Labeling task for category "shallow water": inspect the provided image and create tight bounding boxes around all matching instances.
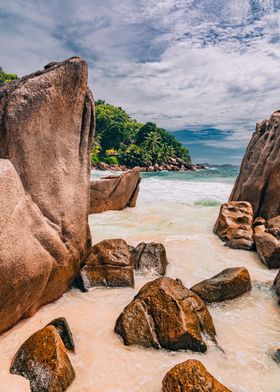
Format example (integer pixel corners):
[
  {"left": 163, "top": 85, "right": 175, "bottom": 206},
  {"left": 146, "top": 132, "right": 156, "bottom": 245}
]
[{"left": 0, "top": 171, "right": 280, "bottom": 392}]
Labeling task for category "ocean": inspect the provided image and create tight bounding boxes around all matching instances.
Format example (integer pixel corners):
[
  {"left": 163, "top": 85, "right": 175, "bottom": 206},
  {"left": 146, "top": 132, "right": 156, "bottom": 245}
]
[{"left": 0, "top": 167, "right": 279, "bottom": 392}]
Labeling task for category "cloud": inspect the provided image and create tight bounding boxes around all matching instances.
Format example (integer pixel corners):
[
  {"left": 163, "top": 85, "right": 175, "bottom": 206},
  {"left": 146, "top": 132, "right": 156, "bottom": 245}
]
[{"left": 0, "top": 0, "right": 280, "bottom": 162}]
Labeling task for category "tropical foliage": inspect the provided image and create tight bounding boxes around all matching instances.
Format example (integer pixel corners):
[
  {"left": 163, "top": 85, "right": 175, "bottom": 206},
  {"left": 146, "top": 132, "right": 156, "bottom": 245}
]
[
  {"left": 92, "top": 100, "right": 190, "bottom": 167},
  {"left": 0, "top": 67, "right": 18, "bottom": 84}
]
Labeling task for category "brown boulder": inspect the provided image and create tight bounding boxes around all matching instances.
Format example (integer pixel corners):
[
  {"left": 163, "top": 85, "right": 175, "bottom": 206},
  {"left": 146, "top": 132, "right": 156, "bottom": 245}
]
[
  {"left": 115, "top": 277, "right": 216, "bottom": 352},
  {"left": 89, "top": 168, "right": 141, "bottom": 213},
  {"left": 191, "top": 267, "right": 252, "bottom": 303},
  {"left": 132, "top": 242, "right": 168, "bottom": 275},
  {"left": 79, "top": 239, "right": 134, "bottom": 290},
  {"left": 10, "top": 325, "right": 75, "bottom": 392},
  {"left": 0, "top": 58, "right": 94, "bottom": 333},
  {"left": 162, "top": 359, "right": 231, "bottom": 392},
  {"left": 230, "top": 110, "right": 280, "bottom": 219},
  {"left": 267, "top": 216, "right": 280, "bottom": 239},
  {"left": 214, "top": 201, "right": 254, "bottom": 250},
  {"left": 47, "top": 317, "right": 75, "bottom": 352},
  {"left": 254, "top": 232, "right": 280, "bottom": 268}
]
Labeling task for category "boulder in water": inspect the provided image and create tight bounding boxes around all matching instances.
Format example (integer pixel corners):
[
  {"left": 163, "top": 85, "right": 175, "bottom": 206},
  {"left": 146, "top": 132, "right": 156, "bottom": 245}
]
[
  {"left": 191, "top": 267, "right": 252, "bottom": 302},
  {"left": 132, "top": 242, "right": 168, "bottom": 275},
  {"left": 162, "top": 359, "right": 232, "bottom": 392},
  {"left": 214, "top": 201, "right": 254, "bottom": 250},
  {"left": 78, "top": 239, "right": 134, "bottom": 290},
  {"left": 10, "top": 325, "right": 75, "bottom": 392},
  {"left": 254, "top": 232, "right": 280, "bottom": 268},
  {"left": 89, "top": 168, "right": 141, "bottom": 213},
  {"left": 273, "top": 270, "right": 280, "bottom": 302},
  {"left": 47, "top": 317, "right": 75, "bottom": 352},
  {"left": 115, "top": 277, "right": 216, "bottom": 352}
]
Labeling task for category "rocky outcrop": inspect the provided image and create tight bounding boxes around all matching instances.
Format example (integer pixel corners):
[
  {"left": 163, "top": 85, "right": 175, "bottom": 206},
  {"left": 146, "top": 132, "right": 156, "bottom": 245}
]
[
  {"left": 162, "top": 359, "right": 231, "bottom": 392},
  {"left": 191, "top": 267, "right": 252, "bottom": 302},
  {"left": 0, "top": 57, "right": 94, "bottom": 333},
  {"left": 214, "top": 201, "right": 254, "bottom": 250},
  {"left": 115, "top": 277, "right": 216, "bottom": 352},
  {"left": 131, "top": 242, "right": 168, "bottom": 275},
  {"left": 10, "top": 325, "right": 75, "bottom": 392},
  {"left": 230, "top": 110, "right": 280, "bottom": 219},
  {"left": 78, "top": 239, "right": 134, "bottom": 290},
  {"left": 89, "top": 168, "right": 141, "bottom": 213}
]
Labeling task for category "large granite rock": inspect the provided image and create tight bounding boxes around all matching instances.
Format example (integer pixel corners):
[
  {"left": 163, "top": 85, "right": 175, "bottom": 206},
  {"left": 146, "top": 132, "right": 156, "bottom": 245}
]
[
  {"left": 162, "top": 359, "right": 231, "bottom": 392},
  {"left": 10, "top": 325, "right": 75, "bottom": 392},
  {"left": 214, "top": 201, "right": 254, "bottom": 250},
  {"left": 191, "top": 267, "right": 252, "bottom": 302},
  {"left": 0, "top": 58, "right": 94, "bottom": 333},
  {"left": 115, "top": 277, "right": 216, "bottom": 352},
  {"left": 254, "top": 232, "right": 280, "bottom": 268},
  {"left": 89, "top": 168, "right": 141, "bottom": 213},
  {"left": 230, "top": 110, "right": 280, "bottom": 219},
  {"left": 132, "top": 242, "right": 168, "bottom": 275},
  {"left": 79, "top": 239, "right": 134, "bottom": 290}
]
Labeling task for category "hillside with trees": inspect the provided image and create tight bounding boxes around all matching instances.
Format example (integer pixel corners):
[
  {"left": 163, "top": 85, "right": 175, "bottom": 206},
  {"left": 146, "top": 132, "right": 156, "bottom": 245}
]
[
  {"left": 0, "top": 66, "right": 18, "bottom": 84},
  {"left": 91, "top": 100, "right": 191, "bottom": 169}
]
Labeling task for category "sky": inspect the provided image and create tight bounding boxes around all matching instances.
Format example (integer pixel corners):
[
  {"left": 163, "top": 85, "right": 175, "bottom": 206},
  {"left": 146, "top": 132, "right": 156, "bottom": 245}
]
[{"left": 1, "top": 0, "right": 280, "bottom": 164}]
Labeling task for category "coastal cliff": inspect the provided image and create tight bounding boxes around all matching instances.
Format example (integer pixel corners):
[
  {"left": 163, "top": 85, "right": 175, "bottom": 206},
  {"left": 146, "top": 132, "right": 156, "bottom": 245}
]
[{"left": 0, "top": 57, "right": 94, "bottom": 333}]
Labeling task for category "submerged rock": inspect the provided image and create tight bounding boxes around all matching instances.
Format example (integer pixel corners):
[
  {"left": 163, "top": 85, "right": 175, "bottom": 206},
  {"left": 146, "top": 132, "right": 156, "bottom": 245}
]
[
  {"left": 191, "top": 267, "right": 252, "bottom": 302},
  {"left": 162, "top": 359, "right": 232, "bottom": 392},
  {"left": 0, "top": 57, "right": 94, "bottom": 333},
  {"left": 115, "top": 277, "right": 216, "bottom": 352},
  {"left": 47, "top": 317, "right": 75, "bottom": 352},
  {"left": 89, "top": 168, "right": 141, "bottom": 213},
  {"left": 230, "top": 110, "right": 280, "bottom": 219},
  {"left": 214, "top": 201, "right": 254, "bottom": 250},
  {"left": 10, "top": 325, "right": 75, "bottom": 392},
  {"left": 132, "top": 242, "right": 168, "bottom": 275},
  {"left": 79, "top": 239, "right": 134, "bottom": 290}
]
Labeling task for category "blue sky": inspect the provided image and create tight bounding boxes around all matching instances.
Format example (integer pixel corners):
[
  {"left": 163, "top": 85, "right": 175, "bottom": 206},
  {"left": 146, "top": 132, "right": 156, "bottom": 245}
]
[{"left": 1, "top": 0, "right": 280, "bottom": 164}]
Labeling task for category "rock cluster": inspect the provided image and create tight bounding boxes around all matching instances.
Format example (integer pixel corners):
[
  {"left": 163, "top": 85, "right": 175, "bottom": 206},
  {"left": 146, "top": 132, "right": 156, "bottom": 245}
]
[
  {"left": 89, "top": 168, "right": 141, "bottom": 213},
  {"left": 115, "top": 277, "right": 216, "bottom": 352},
  {"left": 191, "top": 267, "right": 252, "bottom": 303},
  {"left": 0, "top": 57, "right": 94, "bottom": 333},
  {"left": 10, "top": 318, "right": 75, "bottom": 392},
  {"left": 162, "top": 359, "right": 232, "bottom": 392},
  {"left": 78, "top": 239, "right": 135, "bottom": 290},
  {"left": 230, "top": 110, "right": 280, "bottom": 219}
]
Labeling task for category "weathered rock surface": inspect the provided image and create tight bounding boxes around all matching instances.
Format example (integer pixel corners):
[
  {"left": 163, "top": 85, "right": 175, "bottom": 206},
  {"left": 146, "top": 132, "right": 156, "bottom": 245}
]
[
  {"left": 0, "top": 57, "right": 94, "bottom": 333},
  {"left": 162, "top": 359, "right": 231, "bottom": 392},
  {"left": 267, "top": 216, "right": 280, "bottom": 239},
  {"left": 254, "top": 232, "right": 280, "bottom": 268},
  {"left": 132, "top": 242, "right": 168, "bottom": 275},
  {"left": 115, "top": 277, "right": 216, "bottom": 352},
  {"left": 230, "top": 110, "right": 280, "bottom": 219},
  {"left": 10, "top": 325, "right": 75, "bottom": 392},
  {"left": 79, "top": 239, "right": 134, "bottom": 289},
  {"left": 89, "top": 168, "right": 141, "bottom": 213},
  {"left": 47, "top": 317, "right": 75, "bottom": 352},
  {"left": 214, "top": 201, "right": 254, "bottom": 250},
  {"left": 273, "top": 270, "right": 280, "bottom": 301},
  {"left": 191, "top": 267, "right": 252, "bottom": 302}
]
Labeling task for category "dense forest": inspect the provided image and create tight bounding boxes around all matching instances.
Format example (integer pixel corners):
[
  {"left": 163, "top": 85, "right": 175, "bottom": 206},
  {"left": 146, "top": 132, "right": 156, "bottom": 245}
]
[
  {"left": 0, "top": 66, "right": 18, "bottom": 84},
  {"left": 92, "top": 100, "right": 190, "bottom": 167}
]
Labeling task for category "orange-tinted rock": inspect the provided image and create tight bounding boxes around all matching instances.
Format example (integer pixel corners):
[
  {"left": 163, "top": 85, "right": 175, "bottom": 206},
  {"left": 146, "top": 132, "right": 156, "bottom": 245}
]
[
  {"left": 89, "top": 168, "right": 141, "bottom": 213},
  {"left": 115, "top": 277, "right": 216, "bottom": 352},
  {"left": 0, "top": 58, "right": 94, "bottom": 333},
  {"left": 191, "top": 267, "right": 252, "bottom": 302},
  {"left": 10, "top": 325, "right": 75, "bottom": 392},
  {"left": 162, "top": 359, "right": 231, "bottom": 392},
  {"left": 230, "top": 110, "right": 280, "bottom": 219},
  {"left": 79, "top": 239, "right": 134, "bottom": 289},
  {"left": 133, "top": 242, "right": 168, "bottom": 275},
  {"left": 214, "top": 201, "right": 254, "bottom": 250},
  {"left": 254, "top": 232, "right": 280, "bottom": 268},
  {"left": 47, "top": 317, "right": 75, "bottom": 352}
]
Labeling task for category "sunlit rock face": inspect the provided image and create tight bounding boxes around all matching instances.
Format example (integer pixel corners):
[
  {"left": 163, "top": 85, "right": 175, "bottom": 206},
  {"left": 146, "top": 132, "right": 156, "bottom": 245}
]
[
  {"left": 230, "top": 110, "right": 280, "bottom": 219},
  {"left": 0, "top": 57, "right": 94, "bottom": 333}
]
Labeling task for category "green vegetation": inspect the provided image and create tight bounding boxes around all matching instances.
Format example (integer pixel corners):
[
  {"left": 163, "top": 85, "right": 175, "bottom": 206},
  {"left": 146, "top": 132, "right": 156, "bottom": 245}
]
[
  {"left": 92, "top": 100, "right": 190, "bottom": 167},
  {"left": 0, "top": 66, "right": 18, "bottom": 84}
]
